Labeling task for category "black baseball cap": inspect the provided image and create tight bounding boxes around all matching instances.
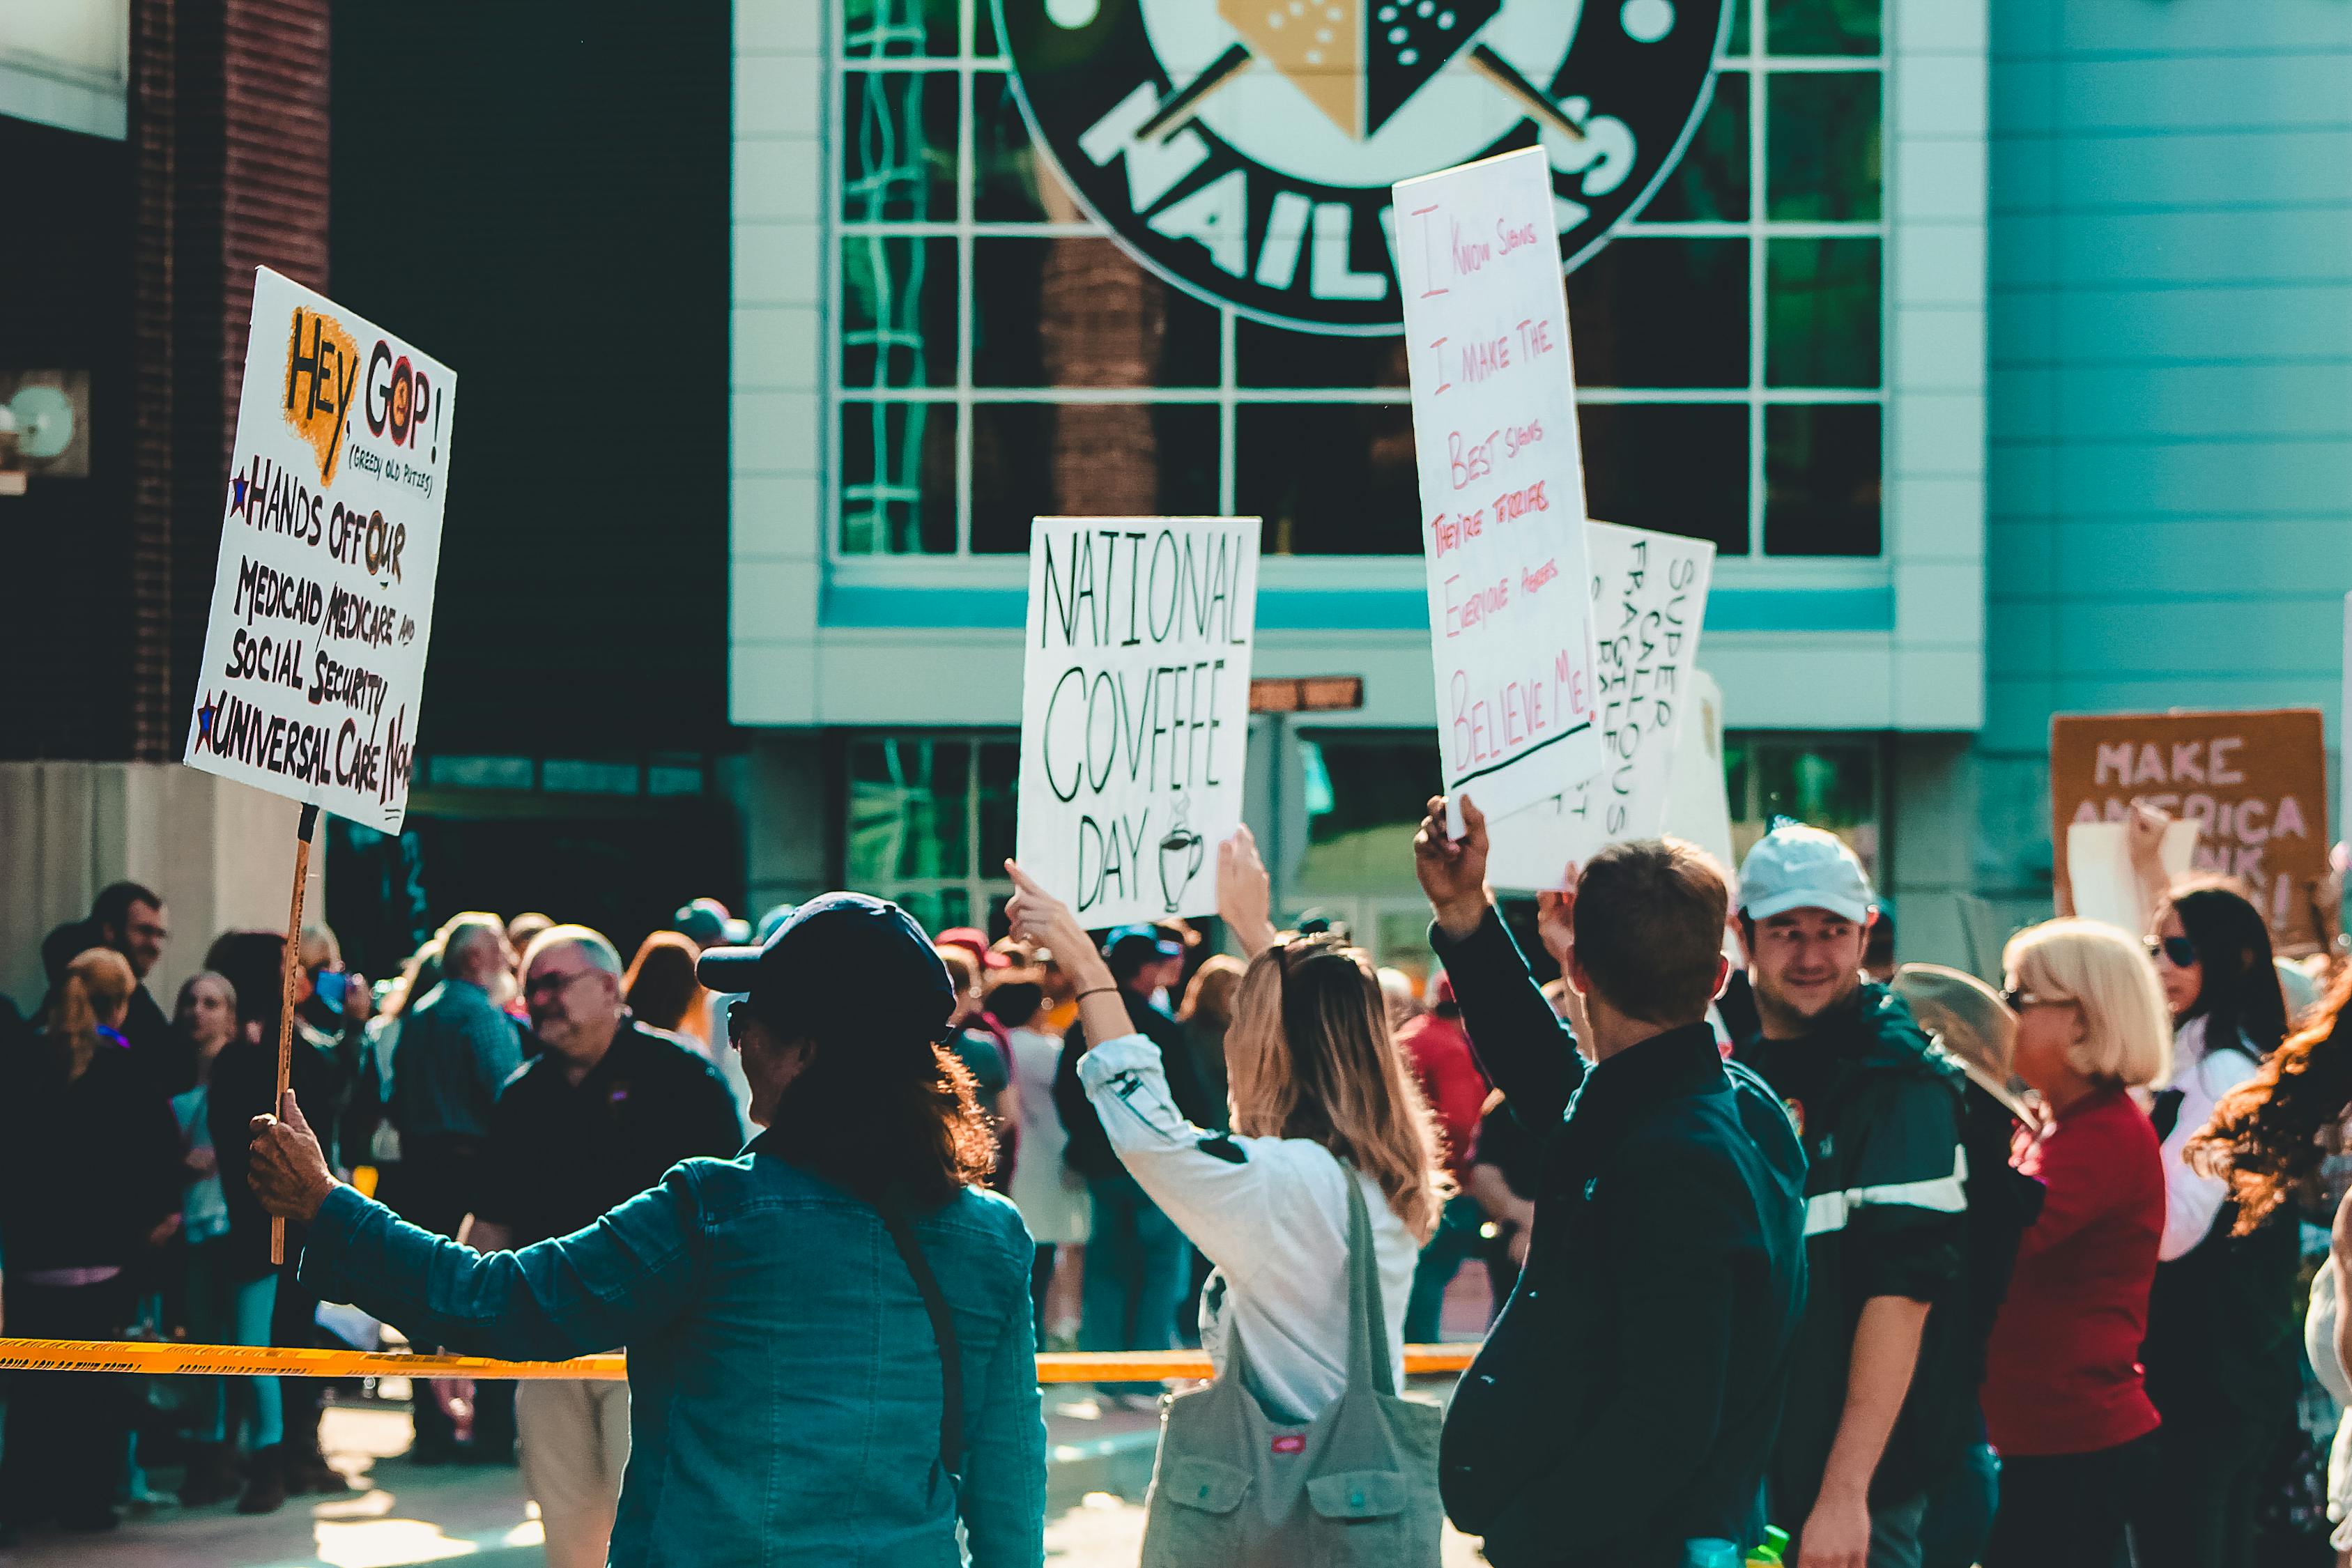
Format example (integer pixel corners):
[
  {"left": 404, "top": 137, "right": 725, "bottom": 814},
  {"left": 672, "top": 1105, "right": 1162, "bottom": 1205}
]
[{"left": 696, "top": 891, "right": 956, "bottom": 1045}]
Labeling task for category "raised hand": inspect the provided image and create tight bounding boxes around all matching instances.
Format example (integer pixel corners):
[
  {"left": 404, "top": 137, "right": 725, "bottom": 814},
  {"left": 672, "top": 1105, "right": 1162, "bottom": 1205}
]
[
  {"left": 1004, "top": 861, "right": 1112, "bottom": 991},
  {"left": 1533, "top": 862, "right": 1583, "bottom": 976},
  {"left": 1217, "top": 825, "right": 1277, "bottom": 958},
  {"left": 1414, "top": 794, "right": 1493, "bottom": 939}
]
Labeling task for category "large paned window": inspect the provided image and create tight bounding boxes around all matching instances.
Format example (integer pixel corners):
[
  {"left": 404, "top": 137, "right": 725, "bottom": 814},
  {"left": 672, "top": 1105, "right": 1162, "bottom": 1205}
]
[
  {"left": 845, "top": 733, "right": 1020, "bottom": 934},
  {"left": 833, "top": 0, "right": 1886, "bottom": 560}
]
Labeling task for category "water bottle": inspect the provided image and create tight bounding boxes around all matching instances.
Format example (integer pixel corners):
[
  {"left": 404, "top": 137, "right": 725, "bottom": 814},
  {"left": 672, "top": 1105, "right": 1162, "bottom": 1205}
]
[
  {"left": 1746, "top": 1525, "right": 1790, "bottom": 1566},
  {"left": 1682, "top": 1541, "right": 1742, "bottom": 1568}
]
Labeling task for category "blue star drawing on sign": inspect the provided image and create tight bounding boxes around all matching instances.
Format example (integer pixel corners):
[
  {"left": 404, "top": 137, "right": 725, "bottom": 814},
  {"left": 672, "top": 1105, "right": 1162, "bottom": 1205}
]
[
  {"left": 197, "top": 698, "right": 218, "bottom": 741},
  {"left": 230, "top": 471, "right": 249, "bottom": 517}
]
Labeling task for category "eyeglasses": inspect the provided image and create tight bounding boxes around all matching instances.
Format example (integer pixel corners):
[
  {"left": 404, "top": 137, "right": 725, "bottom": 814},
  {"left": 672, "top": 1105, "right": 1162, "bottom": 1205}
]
[
  {"left": 523, "top": 968, "right": 596, "bottom": 1004},
  {"left": 2001, "top": 985, "right": 2075, "bottom": 1012},
  {"left": 2144, "top": 935, "right": 2197, "bottom": 969}
]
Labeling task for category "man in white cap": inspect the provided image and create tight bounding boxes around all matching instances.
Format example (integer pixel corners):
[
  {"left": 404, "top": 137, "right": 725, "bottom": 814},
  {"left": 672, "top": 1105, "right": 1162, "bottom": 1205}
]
[{"left": 1732, "top": 825, "right": 1972, "bottom": 1568}]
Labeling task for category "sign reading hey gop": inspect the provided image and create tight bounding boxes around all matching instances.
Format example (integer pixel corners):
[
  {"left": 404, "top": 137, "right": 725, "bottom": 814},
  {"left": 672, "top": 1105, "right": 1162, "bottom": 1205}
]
[
  {"left": 1017, "top": 517, "right": 1260, "bottom": 926},
  {"left": 2050, "top": 707, "right": 2330, "bottom": 953},
  {"left": 183, "top": 268, "right": 454, "bottom": 831},
  {"left": 1396, "top": 146, "right": 1601, "bottom": 829},
  {"left": 1486, "top": 520, "right": 1714, "bottom": 888}
]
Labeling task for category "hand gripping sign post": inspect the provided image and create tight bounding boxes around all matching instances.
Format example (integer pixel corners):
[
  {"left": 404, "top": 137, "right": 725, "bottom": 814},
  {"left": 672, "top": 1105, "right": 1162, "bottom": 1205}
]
[
  {"left": 1016, "top": 517, "right": 1260, "bottom": 928},
  {"left": 1484, "top": 520, "right": 1716, "bottom": 888},
  {"left": 1394, "top": 147, "right": 1603, "bottom": 836},
  {"left": 183, "top": 268, "right": 456, "bottom": 1259}
]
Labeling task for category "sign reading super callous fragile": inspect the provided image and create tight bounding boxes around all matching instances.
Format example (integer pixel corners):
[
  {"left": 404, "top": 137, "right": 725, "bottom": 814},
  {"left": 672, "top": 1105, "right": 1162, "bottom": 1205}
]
[{"left": 994, "top": 0, "right": 1728, "bottom": 335}]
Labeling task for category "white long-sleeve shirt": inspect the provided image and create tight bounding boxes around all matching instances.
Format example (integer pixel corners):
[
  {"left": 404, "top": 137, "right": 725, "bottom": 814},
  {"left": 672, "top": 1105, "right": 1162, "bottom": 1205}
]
[
  {"left": 1076, "top": 1033, "right": 1419, "bottom": 1424},
  {"left": 2157, "top": 1015, "right": 2263, "bottom": 1261}
]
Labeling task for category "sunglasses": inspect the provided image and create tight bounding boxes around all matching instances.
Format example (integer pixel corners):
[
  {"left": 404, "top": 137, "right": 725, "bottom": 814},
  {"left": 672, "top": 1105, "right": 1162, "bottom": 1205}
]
[
  {"left": 2001, "top": 986, "right": 2066, "bottom": 1011},
  {"left": 2144, "top": 935, "right": 2197, "bottom": 969}
]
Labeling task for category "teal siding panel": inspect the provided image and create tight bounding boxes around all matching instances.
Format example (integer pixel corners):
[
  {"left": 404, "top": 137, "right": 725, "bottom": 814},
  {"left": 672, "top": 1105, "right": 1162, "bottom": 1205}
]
[
  {"left": 2050, "top": 284, "right": 2352, "bottom": 362},
  {"left": 2052, "top": 518, "right": 2352, "bottom": 597},
  {"left": 2050, "top": 130, "right": 2352, "bottom": 209},
  {"left": 1993, "top": 208, "right": 2352, "bottom": 289},
  {"left": 2048, "top": 364, "right": 2352, "bottom": 440},
  {"left": 2049, "top": 438, "right": 2352, "bottom": 515},
  {"left": 2050, "top": 2, "right": 2352, "bottom": 56},
  {"left": 2053, "top": 597, "right": 2349, "bottom": 679},
  {"left": 2054, "top": 54, "right": 2352, "bottom": 134}
]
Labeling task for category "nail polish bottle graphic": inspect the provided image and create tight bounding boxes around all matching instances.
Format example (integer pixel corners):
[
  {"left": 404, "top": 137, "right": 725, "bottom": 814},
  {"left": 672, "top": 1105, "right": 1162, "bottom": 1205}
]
[{"left": 1159, "top": 794, "right": 1206, "bottom": 913}]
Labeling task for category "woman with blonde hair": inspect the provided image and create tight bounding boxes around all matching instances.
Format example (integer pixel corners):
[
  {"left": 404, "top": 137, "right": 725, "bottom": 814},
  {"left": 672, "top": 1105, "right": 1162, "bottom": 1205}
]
[
  {"left": 0, "top": 949, "right": 183, "bottom": 1536},
  {"left": 1007, "top": 828, "right": 1446, "bottom": 1562},
  {"left": 1978, "top": 918, "right": 2172, "bottom": 1567}
]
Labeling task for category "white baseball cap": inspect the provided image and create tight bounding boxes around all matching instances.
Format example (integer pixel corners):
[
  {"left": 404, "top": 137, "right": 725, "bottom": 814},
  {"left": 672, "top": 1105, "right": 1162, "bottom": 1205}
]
[{"left": 1737, "top": 824, "right": 1875, "bottom": 925}]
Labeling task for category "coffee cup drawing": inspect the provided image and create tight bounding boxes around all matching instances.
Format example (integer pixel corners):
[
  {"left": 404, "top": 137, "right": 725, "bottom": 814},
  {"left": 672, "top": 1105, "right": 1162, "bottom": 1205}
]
[{"left": 1160, "top": 796, "right": 1206, "bottom": 913}]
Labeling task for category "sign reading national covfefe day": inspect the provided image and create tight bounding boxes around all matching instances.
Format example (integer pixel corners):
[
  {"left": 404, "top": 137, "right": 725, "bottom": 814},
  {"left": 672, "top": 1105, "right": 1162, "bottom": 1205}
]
[
  {"left": 183, "top": 268, "right": 454, "bottom": 831},
  {"left": 2050, "top": 708, "right": 2330, "bottom": 953},
  {"left": 1396, "top": 146, "right": 1601, "bottom": 829},
  {"left": 1017, "top": 517, "right": 1260, "bottom": 928}
]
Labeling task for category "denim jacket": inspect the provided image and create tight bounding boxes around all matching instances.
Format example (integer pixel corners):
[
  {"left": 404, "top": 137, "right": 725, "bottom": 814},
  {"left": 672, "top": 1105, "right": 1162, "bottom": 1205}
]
[{"left": 299, "top": 1137, "right": 1046, "bottom": 1567}]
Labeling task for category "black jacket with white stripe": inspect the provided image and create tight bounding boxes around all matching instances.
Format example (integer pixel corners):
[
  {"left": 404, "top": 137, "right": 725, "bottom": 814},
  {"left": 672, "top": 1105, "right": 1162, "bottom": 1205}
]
[{"left": 1733, "top": 985, "right": 1973, "bottom": 1525}]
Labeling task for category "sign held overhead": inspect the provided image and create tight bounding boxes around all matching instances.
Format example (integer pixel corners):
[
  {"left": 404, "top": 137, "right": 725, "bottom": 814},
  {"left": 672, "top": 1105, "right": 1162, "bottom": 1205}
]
[
  {"left": 183, "top": 268, "right": 455, "bottom": 833},
  {"left": 1394, "top": 146, "right": 1602, "bottom": 830},
  {"left": 1016, "top": 517, "right": 1261, "bottom": 928},
  {"left": 1486, "top": 520, "right": 1715, "bottom": 888},
  {"left": 2050, "top": 707, "right": 2330, "bottom": 953}
]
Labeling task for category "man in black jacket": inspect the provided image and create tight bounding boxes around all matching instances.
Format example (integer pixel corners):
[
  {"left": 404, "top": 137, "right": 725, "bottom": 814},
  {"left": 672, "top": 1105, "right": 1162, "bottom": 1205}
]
[
  {"left": 1416, "top": 798, "right": 1808, "bottom": 1567},
  {"left": 1731, "top": 824, "right": 1972, "bottom": 1568}
]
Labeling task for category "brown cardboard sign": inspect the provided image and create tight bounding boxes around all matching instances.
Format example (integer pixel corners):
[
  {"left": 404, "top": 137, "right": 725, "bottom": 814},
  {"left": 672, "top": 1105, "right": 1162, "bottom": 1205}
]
[{"left": 2050, "top": 708, "right": 2330, "bottom": 952}]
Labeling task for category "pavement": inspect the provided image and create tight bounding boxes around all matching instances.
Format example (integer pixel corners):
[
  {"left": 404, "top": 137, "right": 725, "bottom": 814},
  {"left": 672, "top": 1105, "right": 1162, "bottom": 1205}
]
[{"left": 0, "top": 1271, "right": 1503, "bottom": 1566}]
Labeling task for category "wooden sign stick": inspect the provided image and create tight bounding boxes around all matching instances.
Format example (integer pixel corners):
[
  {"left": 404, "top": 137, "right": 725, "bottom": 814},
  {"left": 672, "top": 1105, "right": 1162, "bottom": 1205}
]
[{"left": 270, "top": 801, "right": 322, "bottom": 1266}]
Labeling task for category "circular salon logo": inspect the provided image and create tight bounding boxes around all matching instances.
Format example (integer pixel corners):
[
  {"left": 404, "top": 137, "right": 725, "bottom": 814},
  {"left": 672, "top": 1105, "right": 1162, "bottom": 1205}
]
[{"left": 994, "top": 0, "right": 1728, "bottom": 335}]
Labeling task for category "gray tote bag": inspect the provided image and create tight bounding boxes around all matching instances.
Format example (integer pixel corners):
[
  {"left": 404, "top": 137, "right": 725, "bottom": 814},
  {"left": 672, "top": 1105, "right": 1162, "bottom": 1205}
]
[{"left": 1139, "top": 1162, "right": 1445, "bottom": 1567}]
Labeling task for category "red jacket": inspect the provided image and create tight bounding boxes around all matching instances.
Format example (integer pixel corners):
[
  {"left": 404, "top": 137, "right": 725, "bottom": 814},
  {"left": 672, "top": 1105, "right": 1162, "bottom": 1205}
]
[
  {"left": 1396, "top": 1011, "right": 1489, "bottom": 1178},
  {"left": 1980, "top": 1086, "right": 2165, "bottom": 1456}
]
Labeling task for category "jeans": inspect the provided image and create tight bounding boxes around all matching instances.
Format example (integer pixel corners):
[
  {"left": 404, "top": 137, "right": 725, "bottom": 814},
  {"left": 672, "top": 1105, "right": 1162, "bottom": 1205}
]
[
  {"left": 1404, "top": 1195, "right": 1487, "bottom": 1344},
  {"left": 0, "top": 1276, "right": 135, "bottom": 1526},
  {"left": 183, "top": 1240, "right": 283, "bottom": 1449},
  {"left": 1080, "top": 1171, "right": 1190, "bottom": 1396},
  {"left": 2130, "top": 1414, "right": 2275, "bottom": 1568},
  {"left": 1985, "top": 1431, "right": 2152, "bottom": 1568}
]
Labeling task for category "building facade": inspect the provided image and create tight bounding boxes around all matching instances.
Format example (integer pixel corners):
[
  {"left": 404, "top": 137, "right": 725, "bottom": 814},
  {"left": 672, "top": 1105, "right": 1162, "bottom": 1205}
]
[
  {"left": 723, "top": 0, "right": 2352, "bottom": 976},
  {"left": 5, "top": 0, "right": 2346, "bottom": 992}
]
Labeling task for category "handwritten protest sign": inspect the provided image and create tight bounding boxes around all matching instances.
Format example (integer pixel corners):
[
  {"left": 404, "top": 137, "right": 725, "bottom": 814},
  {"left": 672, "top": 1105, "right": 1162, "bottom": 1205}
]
[
  {"left": 183, "top": 268, "right": 454, "bottom": 832},
  {"left": 1016, "top": 517, "right": 1260, "bottom": 927},
  {"left": 1394, "top": 146, "right": 1601, "bottom": 831},
  {"left": 1486, "top": 521, "right": 1716, "bottom": 889},
  {"left": 2051, "top": 708, "right": 2330, "bottom": 952}
]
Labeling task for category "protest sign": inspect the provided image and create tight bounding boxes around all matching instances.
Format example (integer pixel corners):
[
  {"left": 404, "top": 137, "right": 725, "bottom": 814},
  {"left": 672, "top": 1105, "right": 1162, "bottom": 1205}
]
[
  {"left": 1485, "top": 521, "right": 1715, "bottom": 889},
  {"left": 2066, "top": 818, "right": 2199, "bottom": 938},
  {"left": 2050, "top": 708, "right": 2329, "bottom": 951},
  {"left": 183, "top": 268, "right": 454, "bottom": 833},
  {"left": 1394, "top": 146, "right": 1601, "bottom": 831},
  {"left": 1015, "top": 516, "right": 1260, "bottom": 928}
]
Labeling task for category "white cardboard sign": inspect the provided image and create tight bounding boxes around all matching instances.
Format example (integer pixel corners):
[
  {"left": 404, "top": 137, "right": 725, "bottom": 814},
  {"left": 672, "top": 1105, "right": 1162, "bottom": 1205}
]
[
  {"left": 1394, "top": 146, "right": 1602, "bottom": 830},
  {"left": 1015, "top": 517, "right": 1261, "bottom": 927},
  {"left": 1486, "top": 521, "right": 1716, "bottom": 888},
  {"left": 183, "top": 268, "right": 454, "bottom": 831}
]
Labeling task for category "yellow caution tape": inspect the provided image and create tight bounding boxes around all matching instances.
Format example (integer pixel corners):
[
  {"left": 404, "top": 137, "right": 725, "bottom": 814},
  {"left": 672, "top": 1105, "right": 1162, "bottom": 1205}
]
[{"left": 0, "top": 1338, "right": 1477, "bottom": 1383}]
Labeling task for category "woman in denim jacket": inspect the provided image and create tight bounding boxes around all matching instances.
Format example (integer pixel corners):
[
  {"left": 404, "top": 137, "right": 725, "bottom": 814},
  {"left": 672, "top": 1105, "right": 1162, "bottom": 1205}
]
[{"left": 247, "top": 894, "right": 1045, "bottom": 1568}]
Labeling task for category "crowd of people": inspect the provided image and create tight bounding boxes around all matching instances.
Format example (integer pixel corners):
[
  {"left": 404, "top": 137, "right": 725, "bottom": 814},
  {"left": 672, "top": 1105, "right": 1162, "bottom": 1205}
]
[{"left": 7, "top": 797, "right": 2352, "bottom": 1567}]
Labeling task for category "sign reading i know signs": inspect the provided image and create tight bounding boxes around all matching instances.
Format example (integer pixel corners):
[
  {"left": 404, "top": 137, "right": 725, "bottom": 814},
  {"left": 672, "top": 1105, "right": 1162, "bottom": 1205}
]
[
  {"left": 2050, "top": 707, "right": 2330, "bottom": 953},
  {"left": 183, "top": 268, "right": 454, "bottom": 831},
  {"left": 1016, "top": 517, "right": 1261, "bottom": 928},
  {"left": 1485, "top": 520, "right": 1715, "bottom": 889},
  {"left": 1395, "top": 146, "right": 1602, "bottom": 831}
]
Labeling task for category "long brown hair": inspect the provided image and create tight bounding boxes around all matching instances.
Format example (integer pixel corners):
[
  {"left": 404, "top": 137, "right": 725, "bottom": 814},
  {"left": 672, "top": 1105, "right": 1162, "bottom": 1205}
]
[
  {"left": 1224, "top": 934, "right": 1448, "bottom": 1241},
  {"left": 2188, "top": 966, "right": 2352, "bottom": 1232},
  {"left": 756, "top": 983, "right": 997, "bottom": 1207},
  {"left": 623, "top": 931, "right": 711, "bottom": 1040}
]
